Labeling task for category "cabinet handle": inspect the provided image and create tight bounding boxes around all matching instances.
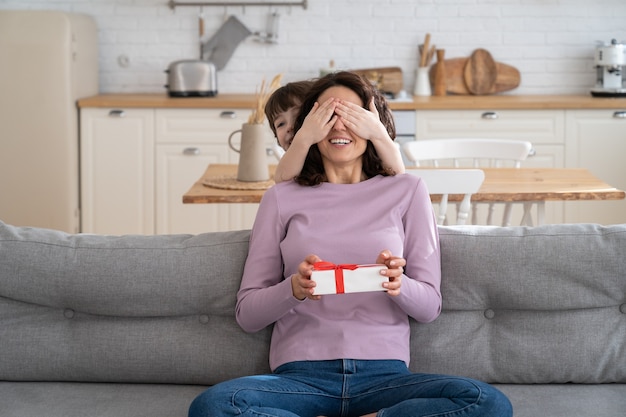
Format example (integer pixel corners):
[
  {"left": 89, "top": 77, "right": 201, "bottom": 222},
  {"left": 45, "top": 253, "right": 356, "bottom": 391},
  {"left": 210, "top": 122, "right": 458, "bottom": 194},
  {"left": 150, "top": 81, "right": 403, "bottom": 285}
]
[
  {"left": 481, "top": 112, "right": 498, "bottom": 120},
  {"left": 613, "top": 111, "right": 626, "bottom": 119},
  {"left": 108, "top": 109, "right": 126, "bottom": 118},
  {"left": 220, "top": 111, "right": 236, "bottom": 119},
  {"left": 183, "top": 147, "right": 200, "bottom": 156}
]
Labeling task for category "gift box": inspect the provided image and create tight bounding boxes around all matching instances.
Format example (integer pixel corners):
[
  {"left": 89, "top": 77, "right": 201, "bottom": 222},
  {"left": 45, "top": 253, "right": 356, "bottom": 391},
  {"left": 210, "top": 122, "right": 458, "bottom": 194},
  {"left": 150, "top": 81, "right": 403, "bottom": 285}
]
[{"left": 311, "top": 261, "right": 388, "bottom": 295}]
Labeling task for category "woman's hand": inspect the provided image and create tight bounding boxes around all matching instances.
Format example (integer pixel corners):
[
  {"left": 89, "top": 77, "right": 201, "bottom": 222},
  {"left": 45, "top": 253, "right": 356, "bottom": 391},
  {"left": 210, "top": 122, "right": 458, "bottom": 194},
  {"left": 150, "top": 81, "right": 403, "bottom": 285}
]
[
  {"left": 291, "top": 254, "right": 322, "bottom": 301},
  {"left": 334, "top": 97, "right": 390, "bottom": 144},
  {"left": 376, "top": 250, "right": 406, "bottom": 296},
  {"left": 294, "top": 97, "right": 338, "bottom": 147}
]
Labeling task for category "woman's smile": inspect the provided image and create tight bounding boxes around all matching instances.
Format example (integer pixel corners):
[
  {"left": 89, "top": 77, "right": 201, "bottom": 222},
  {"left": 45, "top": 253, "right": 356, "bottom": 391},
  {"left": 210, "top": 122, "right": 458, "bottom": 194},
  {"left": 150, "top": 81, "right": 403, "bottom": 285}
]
[{"left": 329, "top": 137, "right": 352, "bottom": 146}]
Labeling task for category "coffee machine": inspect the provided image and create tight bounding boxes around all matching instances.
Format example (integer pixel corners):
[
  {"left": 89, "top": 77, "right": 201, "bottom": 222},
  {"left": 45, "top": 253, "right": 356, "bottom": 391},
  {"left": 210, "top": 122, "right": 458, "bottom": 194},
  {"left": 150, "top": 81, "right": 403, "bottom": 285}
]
[{"left": 591, "top": 39, "right": 626, "bottom": 97}]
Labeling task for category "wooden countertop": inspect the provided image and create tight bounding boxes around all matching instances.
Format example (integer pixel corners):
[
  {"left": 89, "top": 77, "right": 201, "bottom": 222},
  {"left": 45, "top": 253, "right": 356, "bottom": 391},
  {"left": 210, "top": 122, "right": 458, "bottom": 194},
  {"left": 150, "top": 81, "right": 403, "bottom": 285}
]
[
  {"left": 77, "top": 93, "right": 626, "bottom": 110},
  {"left": 77, "top": 93, "right": 261, "bottom": 109}
]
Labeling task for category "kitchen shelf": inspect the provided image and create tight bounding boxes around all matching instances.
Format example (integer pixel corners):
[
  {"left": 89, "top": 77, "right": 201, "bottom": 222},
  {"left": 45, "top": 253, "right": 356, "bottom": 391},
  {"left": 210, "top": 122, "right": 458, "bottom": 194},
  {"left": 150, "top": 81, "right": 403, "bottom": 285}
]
[{"left": 167, "top": 0, "right": 308, "bottom": 9}]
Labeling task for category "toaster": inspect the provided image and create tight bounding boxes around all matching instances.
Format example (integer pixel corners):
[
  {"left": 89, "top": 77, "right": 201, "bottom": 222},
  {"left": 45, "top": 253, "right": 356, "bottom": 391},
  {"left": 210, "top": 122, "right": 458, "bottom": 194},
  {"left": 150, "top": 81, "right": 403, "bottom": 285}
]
[{"left": 165, "top": 60, "right": 217, "bottom": 97}]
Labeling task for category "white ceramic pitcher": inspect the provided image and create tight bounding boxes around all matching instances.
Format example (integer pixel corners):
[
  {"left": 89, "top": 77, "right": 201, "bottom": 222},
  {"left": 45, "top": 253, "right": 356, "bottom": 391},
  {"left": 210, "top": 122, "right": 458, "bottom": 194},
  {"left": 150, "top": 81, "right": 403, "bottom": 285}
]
[{"left": 228, "top": 123, "right": 270, "bottom": 182}]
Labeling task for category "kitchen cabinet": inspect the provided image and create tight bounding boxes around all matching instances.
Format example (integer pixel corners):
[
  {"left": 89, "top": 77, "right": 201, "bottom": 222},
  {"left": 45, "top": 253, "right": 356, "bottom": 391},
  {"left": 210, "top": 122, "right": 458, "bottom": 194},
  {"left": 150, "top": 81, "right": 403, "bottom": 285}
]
[
  {"left": 154, "top": 108, "right": 273, "bottom": 234},
  {"left": 78, "top": 94, "right": 626, "bottom": 232},
  {"left": 155, "top": 144, "right": 228, "bottom": 234},
  {"left": 565, "top": 109, "right": 626, "bottom": 225},
  {"left": 415, "top": 109, "right": 565, "bottom": 165},
  {"left": 80, "top": 108, "right": 155, "bottom": 234},
  {"left": 81, "top": 106, "right": 276, "bottom": 235},
  {"left": 415, "top": 109, "right": 565, "bottom": 223}
]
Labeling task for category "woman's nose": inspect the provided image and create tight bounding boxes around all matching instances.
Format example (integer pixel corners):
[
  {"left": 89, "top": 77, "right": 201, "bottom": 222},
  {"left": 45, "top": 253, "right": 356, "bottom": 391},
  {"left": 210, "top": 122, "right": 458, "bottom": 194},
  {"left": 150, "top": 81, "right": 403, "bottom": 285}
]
[{"left": 333, "top": 116, "right": 346, "bottom": 130}]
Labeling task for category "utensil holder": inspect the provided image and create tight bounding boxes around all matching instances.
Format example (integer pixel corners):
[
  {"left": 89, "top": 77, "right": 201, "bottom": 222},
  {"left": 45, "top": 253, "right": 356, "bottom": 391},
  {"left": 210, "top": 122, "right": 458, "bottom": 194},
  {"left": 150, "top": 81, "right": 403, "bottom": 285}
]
[{"left": 414, "top": 67, "right": 431, "bottom": 96}]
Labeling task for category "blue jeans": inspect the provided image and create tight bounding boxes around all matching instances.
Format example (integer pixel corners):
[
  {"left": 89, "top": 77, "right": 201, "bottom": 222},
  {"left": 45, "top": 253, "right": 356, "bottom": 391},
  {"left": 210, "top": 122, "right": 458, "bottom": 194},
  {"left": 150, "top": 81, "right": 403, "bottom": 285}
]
[{"left": 188, "top": 359, "right": 512, "bottom": 417}]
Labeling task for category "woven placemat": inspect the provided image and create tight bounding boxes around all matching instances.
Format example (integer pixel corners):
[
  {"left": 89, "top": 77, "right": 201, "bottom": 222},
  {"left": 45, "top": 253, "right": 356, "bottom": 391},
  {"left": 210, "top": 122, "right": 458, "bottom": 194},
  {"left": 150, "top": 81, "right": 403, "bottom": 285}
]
[{"left": 202, "top": 175, "right": 275, "bottom": 190}]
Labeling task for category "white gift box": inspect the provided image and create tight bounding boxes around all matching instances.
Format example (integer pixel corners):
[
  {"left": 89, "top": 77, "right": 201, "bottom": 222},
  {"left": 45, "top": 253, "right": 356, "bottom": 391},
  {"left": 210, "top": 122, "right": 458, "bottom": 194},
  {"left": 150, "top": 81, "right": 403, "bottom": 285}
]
[{"left": 311, "top": 262, "right": 389, "bottom": 295}]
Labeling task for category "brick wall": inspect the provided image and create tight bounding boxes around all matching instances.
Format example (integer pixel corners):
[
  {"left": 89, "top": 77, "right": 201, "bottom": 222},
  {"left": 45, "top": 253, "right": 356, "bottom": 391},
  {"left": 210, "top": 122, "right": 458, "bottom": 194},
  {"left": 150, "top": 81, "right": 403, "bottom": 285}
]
[{"left": 2, "top": 0, "right": 625, "bottom": 95}]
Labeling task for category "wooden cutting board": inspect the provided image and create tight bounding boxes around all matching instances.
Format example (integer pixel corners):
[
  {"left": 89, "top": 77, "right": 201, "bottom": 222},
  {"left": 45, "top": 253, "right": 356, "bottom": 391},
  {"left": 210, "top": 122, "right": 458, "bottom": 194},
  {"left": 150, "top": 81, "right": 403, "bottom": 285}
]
[
  {"left": 351, "top": 67, "right": 403, "bottom": 95},
  {"left": 430, "top": 57, "right": 520, "bottom": 95},
  {"left": 491, "top": 63, "right": 521, "bottom": 94},
  {"left": 464, "top": 49, "right": 497, "bottom": 95},
  {"left": 433, "top": 58, "right": 467, "bottom": 94}
]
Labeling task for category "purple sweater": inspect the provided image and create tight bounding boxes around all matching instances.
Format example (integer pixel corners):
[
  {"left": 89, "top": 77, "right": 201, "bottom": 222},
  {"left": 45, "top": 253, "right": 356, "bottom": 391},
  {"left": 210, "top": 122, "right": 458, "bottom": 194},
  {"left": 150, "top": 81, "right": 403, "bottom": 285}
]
[{"left": 236, "top": 173, "right": 442, "bottom": 371}]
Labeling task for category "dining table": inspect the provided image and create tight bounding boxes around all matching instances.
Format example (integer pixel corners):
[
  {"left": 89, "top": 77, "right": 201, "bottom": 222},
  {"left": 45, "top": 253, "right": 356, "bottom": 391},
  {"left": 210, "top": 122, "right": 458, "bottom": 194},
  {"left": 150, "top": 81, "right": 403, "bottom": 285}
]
[{"left": 183, "top": 164, "right": 625, "bottom": 225}]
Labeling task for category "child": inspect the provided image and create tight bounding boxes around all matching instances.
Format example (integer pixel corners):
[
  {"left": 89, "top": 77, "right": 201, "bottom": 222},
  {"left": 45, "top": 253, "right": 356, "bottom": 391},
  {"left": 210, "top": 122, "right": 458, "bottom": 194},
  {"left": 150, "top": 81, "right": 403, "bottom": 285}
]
[{"left": 265, "top": 79, "right": 405, "bottom": 183}]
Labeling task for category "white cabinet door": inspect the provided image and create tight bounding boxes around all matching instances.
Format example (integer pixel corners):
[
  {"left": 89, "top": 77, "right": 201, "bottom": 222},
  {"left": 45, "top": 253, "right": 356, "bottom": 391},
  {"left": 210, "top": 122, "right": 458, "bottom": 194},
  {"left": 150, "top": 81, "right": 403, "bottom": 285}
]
[
  {"left": 565, "top": 109, "right": 626, "bottom": 225},
  {"left": 155, "top": 109, "right": 275, "bottom": 233},
  {"left": 155, "top": 144, "right": 231, "bottom": 234},
  {"left": 80, "top": 108, "right": 154, "bottom": 234},
  {"left": 415, "top": 109, "right": 566, "bottom": 223}
]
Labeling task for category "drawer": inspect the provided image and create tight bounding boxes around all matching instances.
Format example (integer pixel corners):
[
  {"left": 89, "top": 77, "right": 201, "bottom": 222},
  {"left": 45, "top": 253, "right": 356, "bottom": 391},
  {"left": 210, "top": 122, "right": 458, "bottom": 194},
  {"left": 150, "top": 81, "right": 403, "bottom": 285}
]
[
  {"left": 416, "top": 110, "right": 565, "bottom": 144},
  {"left": 156, "top": 108, "right": 255, "bottom": 144}
]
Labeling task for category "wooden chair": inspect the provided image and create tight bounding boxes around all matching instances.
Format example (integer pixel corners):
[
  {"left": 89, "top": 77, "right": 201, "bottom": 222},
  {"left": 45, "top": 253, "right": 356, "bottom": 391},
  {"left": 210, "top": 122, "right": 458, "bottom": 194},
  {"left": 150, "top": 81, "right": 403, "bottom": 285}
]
[
  {"left": 405, "top": 168, "right": 485, "bottom": 225},
  {"left": 402, "top": 138, "right": 535, "bottom": 226}
]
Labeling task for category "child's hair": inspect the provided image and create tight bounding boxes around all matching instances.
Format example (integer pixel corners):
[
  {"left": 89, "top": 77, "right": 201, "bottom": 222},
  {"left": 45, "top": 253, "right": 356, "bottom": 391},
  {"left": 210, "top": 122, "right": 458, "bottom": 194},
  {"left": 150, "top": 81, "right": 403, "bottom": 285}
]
[{"left": 264, "top": 80, "right": 315, "bottom": 137}]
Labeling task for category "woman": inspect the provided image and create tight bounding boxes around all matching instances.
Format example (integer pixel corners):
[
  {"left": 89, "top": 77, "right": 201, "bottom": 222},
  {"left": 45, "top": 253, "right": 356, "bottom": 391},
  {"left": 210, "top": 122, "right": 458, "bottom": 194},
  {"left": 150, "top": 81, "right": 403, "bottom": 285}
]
[
  {"left": 188, "top": 71, "right": 512, "bottom": 417},
  {"left": 264, "top": 79, "right": 404, "bottom": 183}
]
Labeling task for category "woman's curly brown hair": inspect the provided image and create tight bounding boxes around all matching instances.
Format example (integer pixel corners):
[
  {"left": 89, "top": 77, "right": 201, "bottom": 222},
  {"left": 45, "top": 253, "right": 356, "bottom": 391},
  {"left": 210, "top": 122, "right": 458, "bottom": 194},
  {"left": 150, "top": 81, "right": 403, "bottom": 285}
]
[{"left": 293, "top": 71, "right": 397, "bottom": 186}]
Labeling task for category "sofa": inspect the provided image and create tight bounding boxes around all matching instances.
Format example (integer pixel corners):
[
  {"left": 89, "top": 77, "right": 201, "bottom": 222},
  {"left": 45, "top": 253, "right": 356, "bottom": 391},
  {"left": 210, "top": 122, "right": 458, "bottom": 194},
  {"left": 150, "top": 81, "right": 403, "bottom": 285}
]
[{"left": 1, "top": 220, "right": 625, "bottom": 417}]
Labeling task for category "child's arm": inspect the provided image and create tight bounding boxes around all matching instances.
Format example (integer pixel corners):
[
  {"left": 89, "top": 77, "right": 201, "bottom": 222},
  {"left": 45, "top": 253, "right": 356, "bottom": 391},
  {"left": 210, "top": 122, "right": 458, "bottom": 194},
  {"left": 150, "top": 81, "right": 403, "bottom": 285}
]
[
  {"left": 274, "top": 98, "right": 338, "bottom": 182},
  {"left": 334, "top": 98, "right": 405, "bottom": 175},
  {"left": 274, "top": 137, "right": 311, "bottom": 182}
]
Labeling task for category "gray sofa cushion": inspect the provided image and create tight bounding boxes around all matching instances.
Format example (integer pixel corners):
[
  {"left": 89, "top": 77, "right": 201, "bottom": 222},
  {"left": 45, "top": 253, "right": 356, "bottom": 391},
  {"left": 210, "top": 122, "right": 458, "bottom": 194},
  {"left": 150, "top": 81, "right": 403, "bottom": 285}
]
[
  {"left": 496, "top": 384, "right": 626, "bottom": 417},
  {"left": 0, "top": 382, "right": 206, "bottom": 417},
  {"left": 0, "top": 222, "right": 272, "bottom": 385},
  {"left": 410, "top": 224, "right": 626, "bottom": 384},
  {"left": 0, "top": 382, "right": 624, "bottom": 417}
]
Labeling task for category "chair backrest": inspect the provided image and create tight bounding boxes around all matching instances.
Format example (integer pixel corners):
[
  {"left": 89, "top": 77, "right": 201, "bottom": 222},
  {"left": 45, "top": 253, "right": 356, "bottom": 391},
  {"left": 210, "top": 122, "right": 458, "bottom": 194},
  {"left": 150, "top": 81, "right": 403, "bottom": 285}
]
[
  {"left": 405, "top": 168, "right": 485, "bottom": 225},
  {"left": 402, "top": 138, "right": 533, "bottom": 168},
  {"left": 271, "top": 143, "right": 285, "bottom": 161},
  {"left": 402, "top": 139, "right": 534, "bottom": 226}
]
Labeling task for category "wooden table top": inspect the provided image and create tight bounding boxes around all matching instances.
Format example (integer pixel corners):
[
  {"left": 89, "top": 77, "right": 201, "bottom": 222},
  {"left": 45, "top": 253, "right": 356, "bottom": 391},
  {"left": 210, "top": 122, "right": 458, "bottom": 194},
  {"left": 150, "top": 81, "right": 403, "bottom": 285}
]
[{"left": 183, "top": 164, "right": 625, "bottom": 204}]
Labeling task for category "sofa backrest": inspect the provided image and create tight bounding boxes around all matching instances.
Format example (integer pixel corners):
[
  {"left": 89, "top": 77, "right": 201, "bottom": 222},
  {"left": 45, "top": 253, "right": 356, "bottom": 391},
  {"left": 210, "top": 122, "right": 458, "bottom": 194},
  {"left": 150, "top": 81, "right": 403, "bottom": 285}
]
[
  {"left": 0, "top": 222, "right": 271, "bottom": 385},
  {"left": 1, "top": 221, "right": 625, "bottom": 385},
  {"left": 413, "top": 224, "right": 626, "bottom": 384}
]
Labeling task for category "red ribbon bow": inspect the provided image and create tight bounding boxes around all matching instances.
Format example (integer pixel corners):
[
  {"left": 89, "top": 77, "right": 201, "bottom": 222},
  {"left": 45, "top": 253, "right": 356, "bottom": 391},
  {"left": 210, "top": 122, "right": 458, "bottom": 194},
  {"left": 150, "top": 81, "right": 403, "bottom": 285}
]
[{"left": 313, "top": 261, "right": 358, "bottom": 294}]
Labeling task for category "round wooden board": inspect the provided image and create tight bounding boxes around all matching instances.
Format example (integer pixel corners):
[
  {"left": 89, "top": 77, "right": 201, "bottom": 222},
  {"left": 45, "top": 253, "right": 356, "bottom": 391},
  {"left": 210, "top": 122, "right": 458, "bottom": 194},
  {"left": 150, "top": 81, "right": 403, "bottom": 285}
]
[{"left": 463, "top": 49, "right": 497, "bottom": 95}]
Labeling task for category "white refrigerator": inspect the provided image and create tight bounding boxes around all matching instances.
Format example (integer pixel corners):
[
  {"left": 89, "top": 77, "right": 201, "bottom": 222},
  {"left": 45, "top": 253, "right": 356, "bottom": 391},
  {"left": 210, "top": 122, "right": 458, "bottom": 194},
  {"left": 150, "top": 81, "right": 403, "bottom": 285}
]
[{"left": 0, "top": 10, "right": 98, "bottom": 233}]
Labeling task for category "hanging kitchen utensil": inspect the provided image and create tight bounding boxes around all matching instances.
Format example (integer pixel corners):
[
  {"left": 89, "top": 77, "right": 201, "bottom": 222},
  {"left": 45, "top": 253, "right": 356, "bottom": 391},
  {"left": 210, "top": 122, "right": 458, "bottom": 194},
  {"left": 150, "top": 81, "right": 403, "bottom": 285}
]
[
  {"left": 201, "top": 15, "right": 252, "bottom": 70},
  {"left": 464, "top": 48, "right": 498, "bottom": 95}
]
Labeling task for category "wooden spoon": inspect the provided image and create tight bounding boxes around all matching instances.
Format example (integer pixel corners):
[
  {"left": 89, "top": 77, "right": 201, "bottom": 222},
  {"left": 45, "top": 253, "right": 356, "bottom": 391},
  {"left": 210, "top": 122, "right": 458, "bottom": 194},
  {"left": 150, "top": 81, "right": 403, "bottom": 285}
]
[{"left": 464, "top": 48, "right": 497, "bottom": 95}]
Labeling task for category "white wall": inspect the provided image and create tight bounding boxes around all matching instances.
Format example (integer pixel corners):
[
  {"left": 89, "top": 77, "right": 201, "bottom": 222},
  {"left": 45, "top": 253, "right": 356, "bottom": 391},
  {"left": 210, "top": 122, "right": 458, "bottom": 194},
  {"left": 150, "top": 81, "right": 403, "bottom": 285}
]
[{"left": 2, "top": 0, "right": 625, "bottom": 95}]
